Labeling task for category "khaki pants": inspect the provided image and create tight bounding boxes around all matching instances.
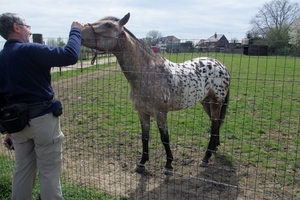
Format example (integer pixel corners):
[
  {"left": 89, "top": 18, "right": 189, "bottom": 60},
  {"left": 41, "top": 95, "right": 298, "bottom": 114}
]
[{"left": 11, "top": 113, "right": 64, "bottom": 200}]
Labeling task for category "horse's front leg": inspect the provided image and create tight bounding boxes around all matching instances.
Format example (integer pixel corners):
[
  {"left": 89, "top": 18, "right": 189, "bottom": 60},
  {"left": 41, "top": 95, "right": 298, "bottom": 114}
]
[
  {"left": 134, "top": 112, "right": 150, "bottom": 173},
  {"left": 156, "top": 112, "right": 174, "bottom": 175}
]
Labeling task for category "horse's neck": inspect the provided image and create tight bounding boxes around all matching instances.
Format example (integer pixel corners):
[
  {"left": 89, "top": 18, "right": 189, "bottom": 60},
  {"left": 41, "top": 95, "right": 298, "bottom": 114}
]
[{"left": 114, "top": 36, "right": 154, "bottom": 78}]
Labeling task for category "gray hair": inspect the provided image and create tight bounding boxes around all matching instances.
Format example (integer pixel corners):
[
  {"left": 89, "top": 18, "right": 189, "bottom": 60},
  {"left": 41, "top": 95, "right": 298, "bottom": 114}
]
[{"left": 0, "top": 13, "right": 24, "bottom": 40}]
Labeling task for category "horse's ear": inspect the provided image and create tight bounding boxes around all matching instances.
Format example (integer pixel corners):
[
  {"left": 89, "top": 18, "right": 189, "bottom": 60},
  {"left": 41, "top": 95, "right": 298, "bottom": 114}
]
[{"left": 119, "top": 13, "right": 130, "bottom": 27}]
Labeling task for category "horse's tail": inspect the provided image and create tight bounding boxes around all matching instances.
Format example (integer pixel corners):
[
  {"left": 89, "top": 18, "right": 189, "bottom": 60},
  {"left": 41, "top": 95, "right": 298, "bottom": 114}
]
[{"left": 220, "top": 88, "right": 230, "bottom": 126}]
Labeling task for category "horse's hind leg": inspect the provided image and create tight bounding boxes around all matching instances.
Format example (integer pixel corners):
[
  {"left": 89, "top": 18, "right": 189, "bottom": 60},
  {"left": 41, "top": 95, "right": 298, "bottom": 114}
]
[
  {"left": 201, "top": 101, "right": 211, "bottom": 118},
  {"left": 135, "top": 112, "right": 150, "bottom": 173},
  {"left": 200, "top": 101, "right": 222, "bottom": 167}
]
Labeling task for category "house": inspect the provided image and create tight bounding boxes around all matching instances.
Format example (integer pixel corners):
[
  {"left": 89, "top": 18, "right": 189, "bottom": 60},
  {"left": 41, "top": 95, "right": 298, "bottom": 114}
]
[
  {"left": 241, "top": 38, "right": 250, "bottom": 45},
  {"left": 196, "top": 33, "right": 229, "bottom": 52},
  {"left": 159, "top": 36, "right": 181, "bottom": 53},
  {"left": 196, "top": 39, "right": 206, "bottom": 46},
  {"left": 161, "top": 36, "right": 180, "bottom": 44},
  {"left": 154, "top": 36, "right": 194, "bottom": 53}
]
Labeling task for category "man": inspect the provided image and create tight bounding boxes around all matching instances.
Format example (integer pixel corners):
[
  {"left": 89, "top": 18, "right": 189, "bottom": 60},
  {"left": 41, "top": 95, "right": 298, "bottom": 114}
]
[{"left": 0, "top": 13, "right": 83, "bottom": 200}]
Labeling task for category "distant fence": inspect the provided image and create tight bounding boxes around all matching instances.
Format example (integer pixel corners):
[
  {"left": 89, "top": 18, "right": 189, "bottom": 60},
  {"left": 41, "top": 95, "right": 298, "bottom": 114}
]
[
  {"left": 0, "top": 39, "right": 299, "bottom": 199},
  {"left": 243, "top": 45, "right": 268, "bottom": 56}
]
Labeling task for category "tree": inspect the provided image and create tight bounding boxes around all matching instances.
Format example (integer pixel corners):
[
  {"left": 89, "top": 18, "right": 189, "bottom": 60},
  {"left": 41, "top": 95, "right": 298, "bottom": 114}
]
[
  {"left": 46, "top": 37, "right": 66, "bottom": 46},
  {"left": 46, "top": 38, "right": 57, "bottom": 46},
  {"left": 249, "top": 0, "right": 300, "bottom": 48},
  {"left": 57, "top": 37, "right": 66, "bottom": 47},
  {"left": 145, "top": 30, "right": 163, "bottom": 46},
  {"left": 290, "top": 17, "right": 300, "bottom": 47}
]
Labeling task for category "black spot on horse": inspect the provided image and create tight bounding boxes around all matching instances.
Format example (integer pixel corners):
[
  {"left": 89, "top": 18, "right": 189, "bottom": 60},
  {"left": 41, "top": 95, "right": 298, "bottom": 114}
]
[{"left": 199, "top": 61, "right": 205, "bottom": 67}]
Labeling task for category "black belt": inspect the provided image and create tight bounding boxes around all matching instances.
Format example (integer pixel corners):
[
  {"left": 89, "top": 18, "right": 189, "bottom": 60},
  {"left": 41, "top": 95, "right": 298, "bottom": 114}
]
[{"left": 28, "top": 101, "right": 51, "bottom": 119}]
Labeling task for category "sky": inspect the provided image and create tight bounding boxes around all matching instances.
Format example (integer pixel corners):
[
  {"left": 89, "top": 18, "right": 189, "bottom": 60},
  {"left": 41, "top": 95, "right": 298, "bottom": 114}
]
[{"left": 1, "top": 0, "right": 295, "bottom": 43}]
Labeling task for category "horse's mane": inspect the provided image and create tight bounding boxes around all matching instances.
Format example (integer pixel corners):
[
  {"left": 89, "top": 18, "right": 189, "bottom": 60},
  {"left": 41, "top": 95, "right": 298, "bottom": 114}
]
[
  {"left": 100, "top": 16, "right": 119, "bottom": 22},
  {"left": 100, "top": 16, "right": 156, "bottom": 56}
]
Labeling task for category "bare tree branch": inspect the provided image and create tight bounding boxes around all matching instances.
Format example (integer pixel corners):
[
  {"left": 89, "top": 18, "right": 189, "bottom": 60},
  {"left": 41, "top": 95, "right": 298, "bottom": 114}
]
[
  {"left": 146, "top": 30, "right": 163, "bottom": 46},
  {"left": 250, "top": 0, "right": 300, "bottom": 38}
]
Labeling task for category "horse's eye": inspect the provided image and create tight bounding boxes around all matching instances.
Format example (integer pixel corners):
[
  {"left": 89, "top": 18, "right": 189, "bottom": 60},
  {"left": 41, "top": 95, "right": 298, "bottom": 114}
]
[{"left": 105, "top": 23, "right": 112, "bottom": 28}]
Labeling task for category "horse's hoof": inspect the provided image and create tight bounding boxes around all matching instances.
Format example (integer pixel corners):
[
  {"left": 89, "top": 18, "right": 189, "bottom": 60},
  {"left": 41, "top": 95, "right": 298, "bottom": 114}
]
[
  {"left": 200, "top": 161, "right": 209, "bottom": 167},
  {"left": 134, "top": 164, "right": 145, "bottom": 173},
  {"left": 163, "top": 168, "right": 173, "bottom": 176}
]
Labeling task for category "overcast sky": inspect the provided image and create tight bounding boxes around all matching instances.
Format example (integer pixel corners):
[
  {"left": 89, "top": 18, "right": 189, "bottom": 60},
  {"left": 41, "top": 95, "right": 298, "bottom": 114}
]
[{"left": 1, "top": 0, "right": 296, "bottom": 42}]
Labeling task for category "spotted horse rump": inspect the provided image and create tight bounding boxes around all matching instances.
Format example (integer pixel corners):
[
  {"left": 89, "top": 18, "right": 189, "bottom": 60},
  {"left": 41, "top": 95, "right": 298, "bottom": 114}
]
[{"left": 81, "top": 13, "right": 230, "bottom": 175}]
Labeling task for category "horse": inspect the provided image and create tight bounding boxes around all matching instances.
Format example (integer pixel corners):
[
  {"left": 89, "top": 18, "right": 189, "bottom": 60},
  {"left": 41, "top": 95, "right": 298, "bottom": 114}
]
[{"left": 81, "top": 13, "right": 230, "bottom": 175}]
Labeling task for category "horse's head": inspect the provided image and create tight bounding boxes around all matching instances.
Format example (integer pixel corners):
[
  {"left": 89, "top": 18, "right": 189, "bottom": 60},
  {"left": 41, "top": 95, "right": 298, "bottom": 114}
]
[{"left": 81, "top": 13, "right": 130, "bottom": 51}]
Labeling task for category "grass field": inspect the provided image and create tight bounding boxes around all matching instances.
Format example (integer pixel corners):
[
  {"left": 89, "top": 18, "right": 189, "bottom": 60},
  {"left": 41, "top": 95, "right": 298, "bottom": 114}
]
[
  {"left": 1, "top": 52, "right": 299, "bottom": 199},
  {"left": 165, "top": 53, "right": 300, "bottom": 190},
  {"left": 0, "top": 154, "right": 115, "bottom": 200},
  {"left": 51, "top": 52, "right": 300, "bottom": 198}
]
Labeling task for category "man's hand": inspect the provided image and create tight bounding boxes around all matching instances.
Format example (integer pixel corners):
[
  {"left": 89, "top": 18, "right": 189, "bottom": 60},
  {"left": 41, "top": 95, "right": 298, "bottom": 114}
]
[
  {"left": 3, "top": 134, "right": 14, "bottom": 150},
  {"left": 71, "top": 21, "right": 84, "bottom": 30}
]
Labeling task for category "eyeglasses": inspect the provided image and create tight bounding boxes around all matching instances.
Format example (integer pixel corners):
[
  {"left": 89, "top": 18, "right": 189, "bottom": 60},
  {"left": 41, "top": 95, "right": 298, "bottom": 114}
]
[{"left": 18, "top": 24, "right": 31, "bottom": 30}]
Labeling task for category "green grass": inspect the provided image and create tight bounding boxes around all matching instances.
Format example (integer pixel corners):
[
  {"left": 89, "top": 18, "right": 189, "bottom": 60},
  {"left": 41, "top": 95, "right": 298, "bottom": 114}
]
[
  {"left": 0, "top": 154, "right": 14, "bottom": 199},
  {"left": 163, "top": 53, "right": 300, "bottom": 190},
  {"left": 59, "top": 52, "right": 299, "bottom": 197},
  {"left": 0, "top": 154, "right": 124, "bottom": 200},
  {"left": 64, "top": 53, "right": 299, "bottom": 159}
]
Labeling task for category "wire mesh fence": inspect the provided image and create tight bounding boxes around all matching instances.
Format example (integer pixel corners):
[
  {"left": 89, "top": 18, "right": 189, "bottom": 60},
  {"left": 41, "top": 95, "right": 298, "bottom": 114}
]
[{"left": 1, "top": 43, "right": 299, "bottom": 199}]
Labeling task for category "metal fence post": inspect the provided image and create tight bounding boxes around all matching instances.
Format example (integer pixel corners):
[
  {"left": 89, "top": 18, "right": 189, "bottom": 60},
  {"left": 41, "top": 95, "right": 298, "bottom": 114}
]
[{"left": 32, "top": 34, "right": 43, "bottom": 44}]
